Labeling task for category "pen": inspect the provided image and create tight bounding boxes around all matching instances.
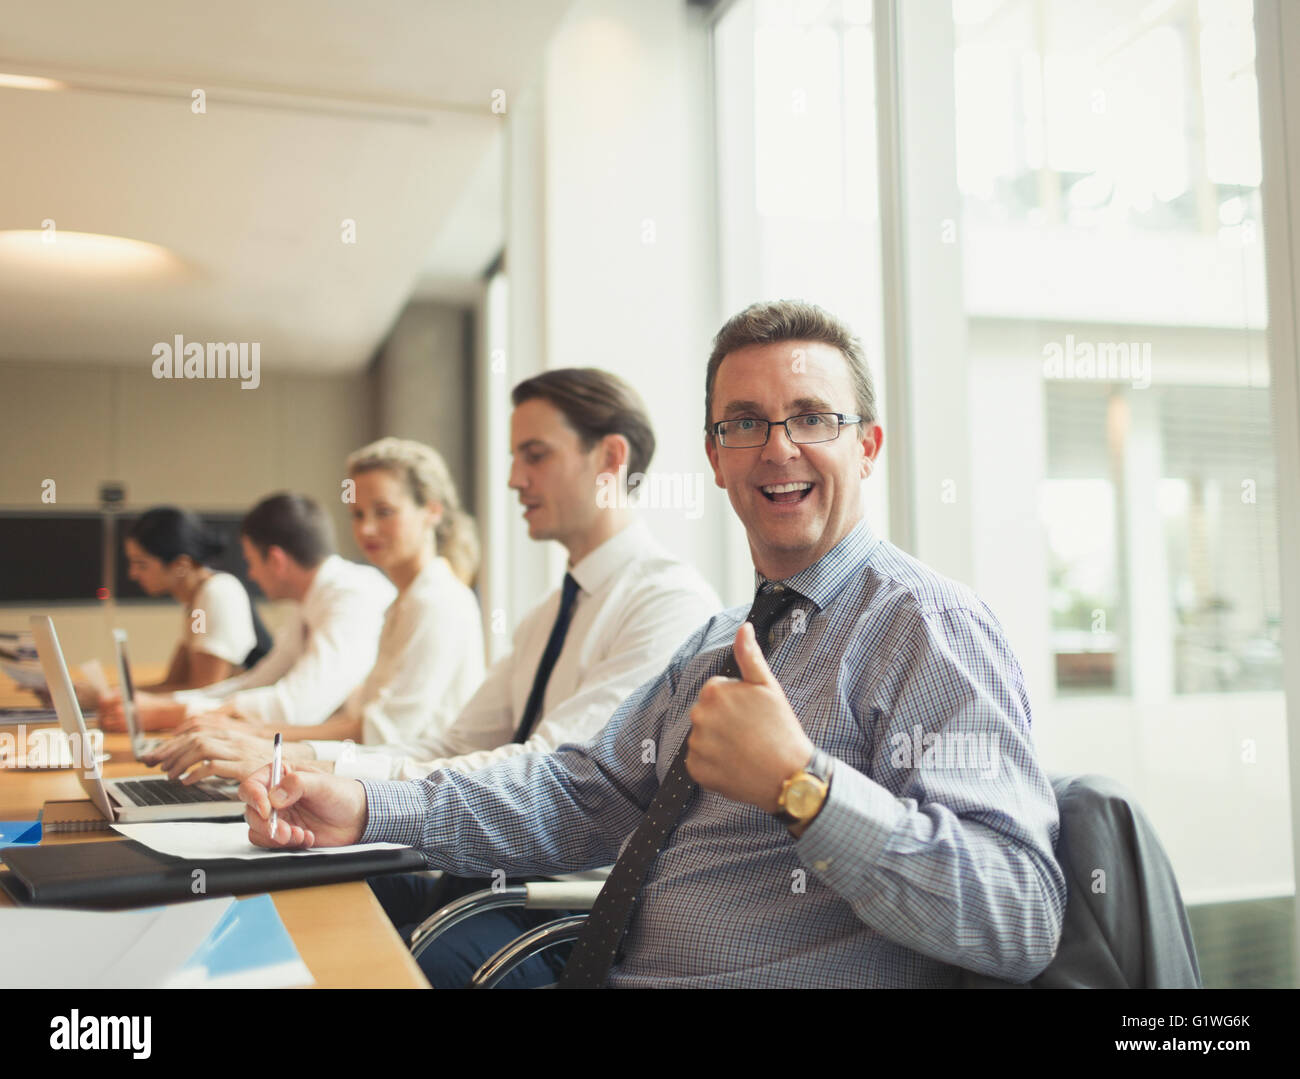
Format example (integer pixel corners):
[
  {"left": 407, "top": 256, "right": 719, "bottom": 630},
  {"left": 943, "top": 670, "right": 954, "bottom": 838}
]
[{"left": 269, "top": 732, "right": 283, "bottom": 840}]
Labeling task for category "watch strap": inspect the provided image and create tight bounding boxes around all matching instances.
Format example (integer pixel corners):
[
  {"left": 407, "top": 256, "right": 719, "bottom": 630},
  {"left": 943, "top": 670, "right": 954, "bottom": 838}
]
[{"left": 805, "top": 748, "right": 832, "bottom": 783}]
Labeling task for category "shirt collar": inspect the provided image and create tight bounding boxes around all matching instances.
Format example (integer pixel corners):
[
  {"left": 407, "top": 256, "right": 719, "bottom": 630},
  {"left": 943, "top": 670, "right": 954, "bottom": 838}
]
[
  {"left": 397, "top": 556, "right": 449, "bottom": 602},
  {"left": 302, "top": 553, "right": 342, "bottom": 606},
  {"left": 753, "top": 517, "right": 879, "bottom": 611},
  {"left": 569, "top": 520, "right": 652, "bottom": 596}
]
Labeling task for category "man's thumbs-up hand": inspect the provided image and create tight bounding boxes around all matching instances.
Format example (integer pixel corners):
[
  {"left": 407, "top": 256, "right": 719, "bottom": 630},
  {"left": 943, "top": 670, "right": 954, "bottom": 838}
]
[
  {"left": 686, "top": 621, "right": 815, "bottom": 814},
  {"left": 732, "top": 616, "right": 781, "bottom": 687}
]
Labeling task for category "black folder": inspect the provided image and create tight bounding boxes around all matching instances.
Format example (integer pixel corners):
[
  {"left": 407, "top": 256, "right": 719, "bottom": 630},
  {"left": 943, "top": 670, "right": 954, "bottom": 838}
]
[{"left": 0, "top": 838, "right": 427, "bottom": 909}]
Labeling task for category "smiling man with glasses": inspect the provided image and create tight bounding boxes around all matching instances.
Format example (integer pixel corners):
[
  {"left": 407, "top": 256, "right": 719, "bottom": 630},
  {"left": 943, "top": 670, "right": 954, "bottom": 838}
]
[{"left": 239, "top": 299, "right": 1066, "bottom": 989}]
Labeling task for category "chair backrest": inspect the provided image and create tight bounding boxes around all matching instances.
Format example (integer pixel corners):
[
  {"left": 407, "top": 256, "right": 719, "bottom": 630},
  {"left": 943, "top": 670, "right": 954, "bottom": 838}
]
[{"left": 961, "top": 772, "right": 1202, "bottom": 988}]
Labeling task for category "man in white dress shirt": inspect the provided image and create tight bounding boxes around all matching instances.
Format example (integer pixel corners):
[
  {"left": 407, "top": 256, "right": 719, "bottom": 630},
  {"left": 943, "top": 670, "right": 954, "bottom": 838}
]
[
  {"left": 310, "top": 515, "right": 713, "bottom": 780},
  {"left": 369, "top": 370, "right": 718, "bottom": 986},
  {"left": 119, "top": 493, "right": 395, "bottom": 731}
]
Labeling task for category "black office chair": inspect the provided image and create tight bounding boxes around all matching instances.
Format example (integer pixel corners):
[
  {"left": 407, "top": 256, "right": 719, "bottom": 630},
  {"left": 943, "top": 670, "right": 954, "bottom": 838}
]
[
  {"left": 411, "top": 773, "right": 1202, "bottom": 988},
  {"left": 961, "top": 773, "right": 1202, "bottom": 988}
]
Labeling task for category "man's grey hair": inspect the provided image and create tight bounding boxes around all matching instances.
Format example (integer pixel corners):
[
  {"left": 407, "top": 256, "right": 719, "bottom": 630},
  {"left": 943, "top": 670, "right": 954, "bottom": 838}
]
[{"left": 704, "top": 299, "right": 878, "bottom": 434}]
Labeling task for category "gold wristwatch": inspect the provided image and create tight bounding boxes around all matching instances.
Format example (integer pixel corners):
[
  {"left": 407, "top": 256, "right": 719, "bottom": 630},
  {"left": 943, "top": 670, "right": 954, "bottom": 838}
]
[{"left": 775, "top": 749, "right": 833, "bottom": 826}]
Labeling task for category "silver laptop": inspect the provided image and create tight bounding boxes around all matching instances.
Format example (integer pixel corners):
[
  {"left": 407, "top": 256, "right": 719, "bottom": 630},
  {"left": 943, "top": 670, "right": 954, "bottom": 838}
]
[
  {"left": 112, "top": 628, "right": 165, "bottom": 761},
  {"left": 30, "top": 615, "right": 243, "bottom": 822}
]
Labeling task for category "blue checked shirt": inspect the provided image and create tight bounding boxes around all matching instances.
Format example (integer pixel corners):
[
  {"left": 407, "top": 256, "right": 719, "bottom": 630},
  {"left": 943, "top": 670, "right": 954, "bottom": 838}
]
[{"left": 361, "top": 518, "right": 1066, "bottom": 987}]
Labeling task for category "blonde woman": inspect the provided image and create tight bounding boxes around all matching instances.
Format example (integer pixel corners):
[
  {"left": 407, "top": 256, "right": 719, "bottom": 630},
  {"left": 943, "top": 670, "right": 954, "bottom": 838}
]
[{"left": 152, "top": 438, "right": 485, "bottom": 770}]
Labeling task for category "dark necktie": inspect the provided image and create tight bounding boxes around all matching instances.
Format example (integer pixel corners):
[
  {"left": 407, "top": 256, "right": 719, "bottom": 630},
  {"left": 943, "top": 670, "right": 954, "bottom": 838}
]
[
  {"left": 512, "top": 573, "right": 581, "bottom": 743},
  {"left": 558, "top": 582, "right": 805, "bottom": 988}
]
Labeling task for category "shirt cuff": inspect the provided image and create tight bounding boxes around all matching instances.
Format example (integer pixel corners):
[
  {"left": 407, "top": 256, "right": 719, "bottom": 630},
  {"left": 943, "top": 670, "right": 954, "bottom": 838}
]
[
  {"left": 796, "top": 757, "right": 905, "bottom": 888},
  {"left": 394, "top": 756, "right": 437, "bottom": 782},
  {"left": 359, "top": 779, "right": 430, "bottom": 848},
  {"left": 335, "top": 744, "right": 399, "bottom": 781},
  {"left": 228, "top": 691, "right": 275, "bottom": 726},
  {"left": 306, "top": 740, "right": 344, "bottom": 762},
  {"left": 178, "top": 693, "right": 219, "bottom": 717}
]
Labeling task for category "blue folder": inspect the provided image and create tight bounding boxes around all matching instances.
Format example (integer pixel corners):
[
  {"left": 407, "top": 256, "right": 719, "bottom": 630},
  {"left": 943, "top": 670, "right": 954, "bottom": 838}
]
[
  {"left": 0, "top": 821, "right": 41, "bottom": 848},
  {"left": 173, "top": 893, "right": 311, "bottom": 987}
]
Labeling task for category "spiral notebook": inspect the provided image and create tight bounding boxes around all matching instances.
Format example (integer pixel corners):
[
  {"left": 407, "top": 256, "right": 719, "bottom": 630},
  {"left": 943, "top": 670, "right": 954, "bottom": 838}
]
[{"left": 39, "top": 799, "right": 113, "bottom": 833}]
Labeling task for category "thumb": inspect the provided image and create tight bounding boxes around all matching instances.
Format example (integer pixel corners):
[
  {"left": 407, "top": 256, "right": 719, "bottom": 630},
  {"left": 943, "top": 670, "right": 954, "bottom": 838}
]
[
  {"left": 733, "top": 621, "right": 777, "bottom": 686},
  {"left": 269, "top": 765, "right": 305, "bottom": 808}
]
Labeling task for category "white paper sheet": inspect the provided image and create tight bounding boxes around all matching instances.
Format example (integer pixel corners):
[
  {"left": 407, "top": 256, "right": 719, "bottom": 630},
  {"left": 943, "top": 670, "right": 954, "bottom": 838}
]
[
  {"left": 112, "top": 820, "right": 408, "bottom": 860},
  {"left": 162, "top": 956, "right": 315, "bottom": 989},
  {"left": 0, "top": 898, "right": 234, "bottom": 989}
]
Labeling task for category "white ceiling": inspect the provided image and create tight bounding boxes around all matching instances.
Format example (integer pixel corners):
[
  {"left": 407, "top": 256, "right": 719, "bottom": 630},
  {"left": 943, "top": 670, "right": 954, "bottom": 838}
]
[{"left": 0, "top": 0, "right": 573, "bottom": 371}]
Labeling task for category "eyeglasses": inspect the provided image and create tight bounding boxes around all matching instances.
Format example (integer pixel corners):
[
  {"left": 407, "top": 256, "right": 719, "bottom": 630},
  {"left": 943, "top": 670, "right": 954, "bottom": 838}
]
[{"left": 708, "top": 412, "right": 862, "bottom": 449}]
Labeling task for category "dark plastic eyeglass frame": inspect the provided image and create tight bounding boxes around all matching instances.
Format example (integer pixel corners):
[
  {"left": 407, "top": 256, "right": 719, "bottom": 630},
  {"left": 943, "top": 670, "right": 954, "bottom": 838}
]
[{"left": 707, "top": 412, "right": 863, "bottom": 448}]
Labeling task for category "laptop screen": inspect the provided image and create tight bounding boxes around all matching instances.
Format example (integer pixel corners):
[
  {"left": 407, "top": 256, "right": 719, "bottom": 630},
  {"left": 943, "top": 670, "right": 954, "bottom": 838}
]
[
  {"left": 115, "top": 633, "right": 136, "bottom": 704},
  {"left": 112, "top": 628, "right": 144, "bottom": 753},
  {"left": 30, "top": 616, "right": 115, "bottom": 821}
]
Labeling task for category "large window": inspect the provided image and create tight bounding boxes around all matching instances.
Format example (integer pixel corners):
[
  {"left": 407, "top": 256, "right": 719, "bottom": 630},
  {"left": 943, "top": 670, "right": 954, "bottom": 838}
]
[
  {"left": 954, "top": 0, "right": 1274, "bottom": 702},
  {"left": 713, "top": 0, "right": 1292, "bottom": 982},
  {"left": 950, "top": 0, "right": 1288, "bottom": 926},
  {"left": 714, "top": 0, "right": 888, "bottom": 600}
]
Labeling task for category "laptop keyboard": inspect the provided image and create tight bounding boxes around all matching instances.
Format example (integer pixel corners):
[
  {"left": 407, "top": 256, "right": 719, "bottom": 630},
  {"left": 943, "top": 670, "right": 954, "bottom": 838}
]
[{"left": 116, "top": 778, "right": 238, "bottom": 806}]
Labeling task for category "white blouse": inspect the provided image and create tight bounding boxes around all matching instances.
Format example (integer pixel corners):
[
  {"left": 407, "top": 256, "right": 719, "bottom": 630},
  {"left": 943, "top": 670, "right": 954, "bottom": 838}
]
[
  {"left": 334, "top": 557, "right": 486, "bottom": 755},
  {"left": 184, "top": 572, "right": 257, "bottom": 667}
]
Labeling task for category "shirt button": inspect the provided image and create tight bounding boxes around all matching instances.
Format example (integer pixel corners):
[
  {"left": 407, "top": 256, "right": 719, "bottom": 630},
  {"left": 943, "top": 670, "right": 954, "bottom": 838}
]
[{"left": 813, "top": 859, "right": 831, "bottom": 872}]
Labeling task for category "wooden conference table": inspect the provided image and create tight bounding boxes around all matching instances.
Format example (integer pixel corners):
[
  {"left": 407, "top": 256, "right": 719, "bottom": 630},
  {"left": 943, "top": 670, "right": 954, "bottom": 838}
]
[{"left": 0, "top": 673, "right": 428, "bottom": 989}]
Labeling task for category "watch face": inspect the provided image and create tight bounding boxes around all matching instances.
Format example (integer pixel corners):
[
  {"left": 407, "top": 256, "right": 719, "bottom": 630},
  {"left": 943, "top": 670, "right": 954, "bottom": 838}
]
[{"left": 785, "top": 777, "right": 823, "bottom": 819}]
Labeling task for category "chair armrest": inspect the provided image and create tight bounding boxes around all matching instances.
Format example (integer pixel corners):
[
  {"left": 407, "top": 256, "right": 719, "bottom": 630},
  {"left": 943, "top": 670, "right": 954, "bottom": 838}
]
[
  {"left": 470, "top": 913, "right": 591, "bottom": 989},
  {"left": 410, "top": 886, "right": 528, "bottom": 960},
  {"left": 523, "top": 880, "right": 603, "bottom": 909}
]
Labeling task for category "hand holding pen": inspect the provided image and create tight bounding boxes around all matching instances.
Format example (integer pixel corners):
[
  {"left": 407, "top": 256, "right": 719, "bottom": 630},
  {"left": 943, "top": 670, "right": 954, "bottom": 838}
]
[{"left": 238, "top": 753, "right": 370, "bottom": 850}]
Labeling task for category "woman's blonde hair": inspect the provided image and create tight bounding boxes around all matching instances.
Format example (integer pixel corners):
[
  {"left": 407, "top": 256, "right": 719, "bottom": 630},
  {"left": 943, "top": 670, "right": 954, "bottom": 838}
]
[{"left": 345, "top": 437, "right": 480, "bottom": 585}]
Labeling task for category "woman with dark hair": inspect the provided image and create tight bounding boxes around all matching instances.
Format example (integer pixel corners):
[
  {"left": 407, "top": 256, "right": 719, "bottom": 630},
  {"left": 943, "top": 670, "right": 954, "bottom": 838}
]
[{"left": 123, "top": 507, "right": 267, "bottom": 691}]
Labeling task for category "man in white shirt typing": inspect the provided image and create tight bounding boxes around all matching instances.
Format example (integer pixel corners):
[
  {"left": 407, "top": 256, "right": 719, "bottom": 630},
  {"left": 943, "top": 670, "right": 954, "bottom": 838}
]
[{"left": 118, "top": 493, "right": 395, "bottom": 731}]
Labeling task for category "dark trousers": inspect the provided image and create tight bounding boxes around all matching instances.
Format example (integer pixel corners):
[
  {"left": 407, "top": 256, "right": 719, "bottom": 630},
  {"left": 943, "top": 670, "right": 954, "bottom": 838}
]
[{"left": 368, "top": 872, "right": 576, "bottom": 989}]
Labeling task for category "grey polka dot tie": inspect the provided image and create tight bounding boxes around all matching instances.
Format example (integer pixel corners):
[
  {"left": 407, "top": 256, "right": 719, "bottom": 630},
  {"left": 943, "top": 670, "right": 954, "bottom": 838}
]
[{"left": 558, "top": 583, "right": 805, "bottom": 988}]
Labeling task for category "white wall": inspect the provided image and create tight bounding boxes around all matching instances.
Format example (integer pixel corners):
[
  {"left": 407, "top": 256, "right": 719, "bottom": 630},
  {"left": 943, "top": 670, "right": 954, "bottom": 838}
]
[
  {"left": 371, "top": 300, "right": 475, "bottom": 516},
  {"left": 0, "top": 359, "right": 372, "bottom": 667},
  {"left": 495, "top": 0, "right": 729, "bottom": 623}
]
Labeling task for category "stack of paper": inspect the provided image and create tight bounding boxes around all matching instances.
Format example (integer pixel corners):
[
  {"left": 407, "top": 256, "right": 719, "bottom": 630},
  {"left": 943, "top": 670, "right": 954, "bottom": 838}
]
[
  {"left": 165, "top": 894, "right": 314, "bottom": 988},
  {"left": 111, "top": 820, "right": 408, "bottom": 859},
  {"left": 0, "top": 631, "right": 43, "bottom": 689},
  {"left": 0, "top": 707, "right": 61, "bottom": 727},
  {"left": 0, "top": 895, "right": 314, "bottom": 989}
]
